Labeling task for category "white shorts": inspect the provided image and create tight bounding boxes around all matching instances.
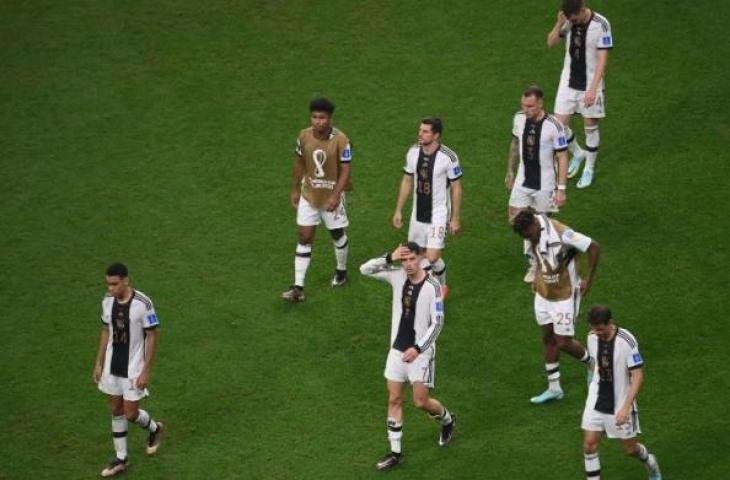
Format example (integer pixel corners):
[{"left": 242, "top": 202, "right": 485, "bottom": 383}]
[
  {"left": 408, "top": 218, "right": 447, "bottom": 250},
  {"left": 296, "top": 193, "right": 349, "bottom": 229},
  {"left": 384, "top": 347, "right": 435, "bottom": 388},
  {"left": 582, "top": 406, "right": 641, "bottom": 439},
  {"left": 534, "top": 289, "right": 581, "bottom": 337},
  {"left": 555, "top": 85, "right": 606, "bottom": 119},
  {"left": 509, "top": 185, "right": 558, "bottom": 213},
  {"left": 98, "top": 372, "right": 149, "bottom": 402}
]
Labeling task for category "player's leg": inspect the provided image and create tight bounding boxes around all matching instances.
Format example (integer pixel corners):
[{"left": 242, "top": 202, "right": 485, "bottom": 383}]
[
  {"left": 376, "top": 380, "right": 406, "bottom": 470},
  {"left": 412, "top": 382, "right": 456, "bottom": 446},
  {"left": 425, "top": 247, "right": 447, "bottom": 293},
  {"left": 531, "top": 297, "right": 564, "bottom": 403},
  {"left": 101, "top": 395, "right": 129, "bottom": 477},
  {"left": 578, "top": 117, "right": 600, "bottom": 188},
  {"left": 620, "top": 438, "right": 662, "bottom": 479},
  {"left": 552, "top": 294, "right": 592, "bottom": 371},
  {"left": 324, "top": 194, "right": 350, "bottom": 287},
  {"left": 284, "top": 196, "right": 320, "bottom": 301},
  {"left": 123, "top": 397, "right": 163, "bottom": 455},
  {"left": 582, "top": 430, "right": 603, "bottom": 479},
  {"left": 555, "top": 87, "right": 585, "bottom": 176}
]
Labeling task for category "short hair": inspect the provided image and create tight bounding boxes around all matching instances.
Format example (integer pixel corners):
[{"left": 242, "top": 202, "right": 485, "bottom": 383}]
[
  {"left": 512, "top": 210, "right": 536, "bottom": 235},
  {"left": 106, "top": 263, "right": 129, "bottom": 278},
  {"left": 587, "top": 305, "right": 613, "bottom": 325},
  {"left": 404, "top": 241, "right": 424, "bottom": 255},
  {"left": 309, "top": 97, "right": 335, "bottom": 115},
  {"left": 562, "top": 0, "right": 583, "bottom": 16},
  {"left": 522, "top": 85, "right": 544, "bottom": 100},
  {"left": 421, "top": 117, "right": 443, "bottom": 135}
]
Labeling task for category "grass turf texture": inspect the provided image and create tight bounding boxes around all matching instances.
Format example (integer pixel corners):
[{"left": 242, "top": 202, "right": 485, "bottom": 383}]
[{"left": 1, "top": 0, "right": 729, "bottom": 478}]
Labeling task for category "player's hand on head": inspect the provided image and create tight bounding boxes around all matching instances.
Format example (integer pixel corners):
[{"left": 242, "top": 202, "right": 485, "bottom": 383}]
[{"left": 557, "top": 10, "right": 567, "bottom": 24}]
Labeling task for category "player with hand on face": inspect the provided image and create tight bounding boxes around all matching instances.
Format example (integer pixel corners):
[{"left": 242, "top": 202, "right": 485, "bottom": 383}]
[{"left": 360, "top": 242, "right": 456, "bottom": 471}]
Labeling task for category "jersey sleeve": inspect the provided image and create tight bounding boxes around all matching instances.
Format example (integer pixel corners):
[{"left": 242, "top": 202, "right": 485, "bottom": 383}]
[
  {"left": 143, "top": 301, "right": 160, "bottom": 329},
  {"left": 446, "top": 154, "right": 463, "bottom": 181},
  {"left": 627, "top": 342, "right": 643, "bottom": 370},
  {"left": 403, "top": 148, "right": 417, "bottom": 175},
  {"left": 559, "top": 21, "right": 571, "bottom": 38},
  {"left": 553, "top": 122, "right": 568, "bottom": 152},
  {"left": 598, "top": 18, "right": 613, "bottom": 49},
  {"left": 295, "top": 136, "right": 303, "bottom": 157},
  {"left": 560, "top": 228, "right": 592, "bottom": 252},
  {"left": 360, "top": 256, "right": 400, "bottom": 284},
  {"left": 512, "top": 113, "right": 520, "bottom": 138},
  {"left": 416, "top": 279, "right": 444, "bottom": 352},
  {"left": 100, "top": 299, "right": 110, "bottom": 325},
  {"left": 340, "top": 140, "right": 352, "bottom": 163}
]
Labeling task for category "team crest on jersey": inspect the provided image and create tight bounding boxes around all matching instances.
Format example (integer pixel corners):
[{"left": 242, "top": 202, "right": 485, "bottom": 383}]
[{"left": 312, "top": 149, "right": 327, "bottom": 177}]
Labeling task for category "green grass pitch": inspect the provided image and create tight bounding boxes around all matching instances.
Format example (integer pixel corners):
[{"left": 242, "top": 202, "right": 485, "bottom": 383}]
[{"left": 1, "top": 0, "right": 729, "bottom": 478}]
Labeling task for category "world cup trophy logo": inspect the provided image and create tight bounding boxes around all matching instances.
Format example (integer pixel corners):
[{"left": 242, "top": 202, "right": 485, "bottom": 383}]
[{"left": 312, "top": 149, "right": 327, "bottom": 178}]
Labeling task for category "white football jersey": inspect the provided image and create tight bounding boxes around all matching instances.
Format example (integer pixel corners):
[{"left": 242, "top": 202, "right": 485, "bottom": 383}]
[
  {"left": 585, "top": 327, "right": 644, "bottom": 415},
  {"left": 512, "top": 112, "right": 567, "bottom": 191},
  {"left": 100, "top": 290, "right": 160, "bottom": 379},
  {"left": 404, "top": 144, "right": 463, "bottom": 225},
  {"left": 559, "top": 12, "right": 613, "bottom": 92},
  {"left": 360, "top": 256, "right": 444, "bottom": 353}
]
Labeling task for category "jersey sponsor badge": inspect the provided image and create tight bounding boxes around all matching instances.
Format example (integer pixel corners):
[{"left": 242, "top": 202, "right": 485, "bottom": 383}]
[
  {"left": 558, "top": 135, "right": 567, "bottom": 147},
  {"left": 563, "top": 229, "right": 576, "bottom": 240},
  {"left": 341, "top": 145, "right": 352, "bottom": 161},
  {"left": 632, "top": 353, "right": 643, "bottom": 364},
  {"left": 602, "top": 36, "right": 612, "bottom": 46},
  {"left": 435, "top": 301, "right": 444, "bottom": 312},
  {"left": 146, "top": 313, "right": 159, "bottom": 327},
  {"left": 452, "top": 165, "right": 462, "bottom": 176}
]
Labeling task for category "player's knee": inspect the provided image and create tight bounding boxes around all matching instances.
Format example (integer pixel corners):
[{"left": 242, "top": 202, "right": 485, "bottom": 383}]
[
  {"left": 123, "top": 405, "right": 139, "bottom": 422},
  {"left": 412, "top": 395, "right": 429, "bottom": 410},
  {"left": 621, "top": 441, "right": 639, "bottom": 456},
  {"left": 554, "top": 334, "right": 572, "bottom": 349},
  {"left": 388, "top": 393, "right": 403, "bottom": 409},
  {"left": 329, "top": 228, "right": 345, "bottom": 241},
  {"left": 583, "top": 439, "right": 599, "bottom": 454}
]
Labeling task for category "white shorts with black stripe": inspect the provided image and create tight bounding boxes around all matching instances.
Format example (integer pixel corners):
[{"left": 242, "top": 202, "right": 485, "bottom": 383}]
[
  {"left": 534, "top": 288, "right": 581, "bottom": 337},
  {"left": 98, "top": 372, "right": 149, "bottom": 402},
  {"left": 582, "top": 406, "right": 641, "bottom": 439},
  {"left": 384, "top": 347, "right": 435, "bottom": 388}
]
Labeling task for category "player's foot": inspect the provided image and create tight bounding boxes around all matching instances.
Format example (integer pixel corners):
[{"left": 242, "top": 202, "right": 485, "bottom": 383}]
[
  {"left": 441, "top": 284, "right": 449, "bottom": 300},
  {"left": 281, "top": 285, "right": 305, "bottom": 302},
  {"left": 646, "top": 453, "right": 662, "bottom": 480},
  {"left": 100, "top": 457, "right": 128, "bottom": 477},
  {"left": 375, "top": 451, "right": 403, "bottom": 471},
  {"left": 146, "top": 422, "right": 164, "bottom": 455},
  {"left": 438, "top": 414, "right": 456, "bottom": 446},
  {"left": 523, "top": 264, "right": 536, "bottom": 283},
  {"left": 577, "top": 169, "right": 594, "bottom": 189},
  {"left": 331, "top": 269, "right": 348, "bottom": 287},
  {"left": 567, "top": 153, "right": 585, "bottom": 178},
  {"left": 530, "top": 389, "right": 564, "bottom": 404}
]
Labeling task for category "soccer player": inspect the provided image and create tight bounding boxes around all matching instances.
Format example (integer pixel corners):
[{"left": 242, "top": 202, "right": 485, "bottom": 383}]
[
  {"left": 92, "top": 263, "right": 164, "bottom": 477},
  {"left": 512, "top": 210, "right": 600, "bottom": 404},
  {"left": 547, "top": 0, "right": 613, "bottom": 188},
  {"left": 360, "top": 242, "right": 456, "bottom": 470},
  {"left": 582, "top": 305, "right": 662, "bottom": 480},
  {"left": 505, "top": 85, "right": 569, "bottom": 282},
  {"left": 282, "top": 98, "right": 353, "bottom": 302},
  {"left": 392, "top": 118, "right": 463, "bottom": 298}
]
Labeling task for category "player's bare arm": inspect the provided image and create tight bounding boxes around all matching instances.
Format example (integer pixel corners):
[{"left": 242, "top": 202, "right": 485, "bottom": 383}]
[
  {"left": 616, "top": 367, "right": 643, "bottom": 425},
  {"left": 580, "top": 240, "right": 601, "bottom": 296},
  {"left": 392, "top": 174, "right": 413, "bottom": 229},
  {"left": 585, "top": 50, "right": 609, "bottom": 106},
  {"left": 290, "top": 155, "right": 305, "bottom": 208},
  {"left": 547, "top": 11, "right": 567, "bottom": 47},
  {"left": 325, "top": 162, "right": 351, "bottom": 212},
  {"left": 554, "top": 150, "right": 568, "bottom": 207},
  {"left": 505, "top": 136, "right": 519, "bottom": 190},
  {"left": 134, "top": 328, "right": 158, "bottom": 390},
  {"left": 92, "top": 326, "right": 109, "bottom": 383},
  {"left": 449, "top": 179, "right": 463, "bottom": 235}
]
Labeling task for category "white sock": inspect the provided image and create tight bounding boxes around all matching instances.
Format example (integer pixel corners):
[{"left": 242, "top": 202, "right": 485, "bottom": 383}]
[
  {"left": 431, "top": 258, "right": 446, "bottom": 285},
  {"left": 546, "top": 362, "right": 561, "bottom": 392},
  {"left": 134, "top": 409, "right": 158, "bottom": 433},
  {"left": 387, "top": 418, "right": 402, "bottom": 454},
  {"left": 579, "top": 350, "right": 591, "bottom": 364},
  {"left": 294, "top": 243, "right": 312, "bottom": 287},
  {"left": 112, "top": 415, "right": 128, "bottom": 460},
  {"left": 584, "top": 452, "right": 601, "bottom": 479},
  {"left": 635, "top": 443, "right": 649, "bottom": 462},
  {"left": 439, "top": 407, "right": 453, "bottom": 426},
  {"left": 584, "top": 126, "right": 600, "bottom": 171},
  {"left": 565, "top": 126, "right": 585, "bottom": 156},
  {"left": 333, "top": 234, "right": 348, "bottom": 271}
]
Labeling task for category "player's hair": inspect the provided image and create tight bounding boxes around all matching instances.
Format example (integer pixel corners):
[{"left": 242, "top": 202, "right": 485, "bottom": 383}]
[
  {"left": 404, "top": 241, "right": 424, "bottom": 255},
  {"left": 421, "top": 117, "right": 443, "bottom": 135},
  {"left": 562, "top": 0, "right": 583, "bottom": 16},
  {"left": 106, "top": 263, "right": 129, "bottom": 278},
  {"left": 512, "top": 210, "right": 536, "bottom": 235},
  {"left": 587, "top": 305, "right": 613, "bottom": 325},
  {"left": 309, "top": 97, "right": 335, "bottom": 115},
  {"left": 522, "top": 85, "right": 544, "bottom": 100}
]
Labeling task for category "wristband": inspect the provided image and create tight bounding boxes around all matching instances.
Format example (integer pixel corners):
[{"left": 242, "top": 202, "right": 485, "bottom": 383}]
[
  {"left": 557, "top": 185, "right": 567, "bottom": 191},
  {"left": 385, "top": 253, "right": 393, "bottom": 264},
  {"left": 414, "top": 345, "right": 422, "bottom": 353}
]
